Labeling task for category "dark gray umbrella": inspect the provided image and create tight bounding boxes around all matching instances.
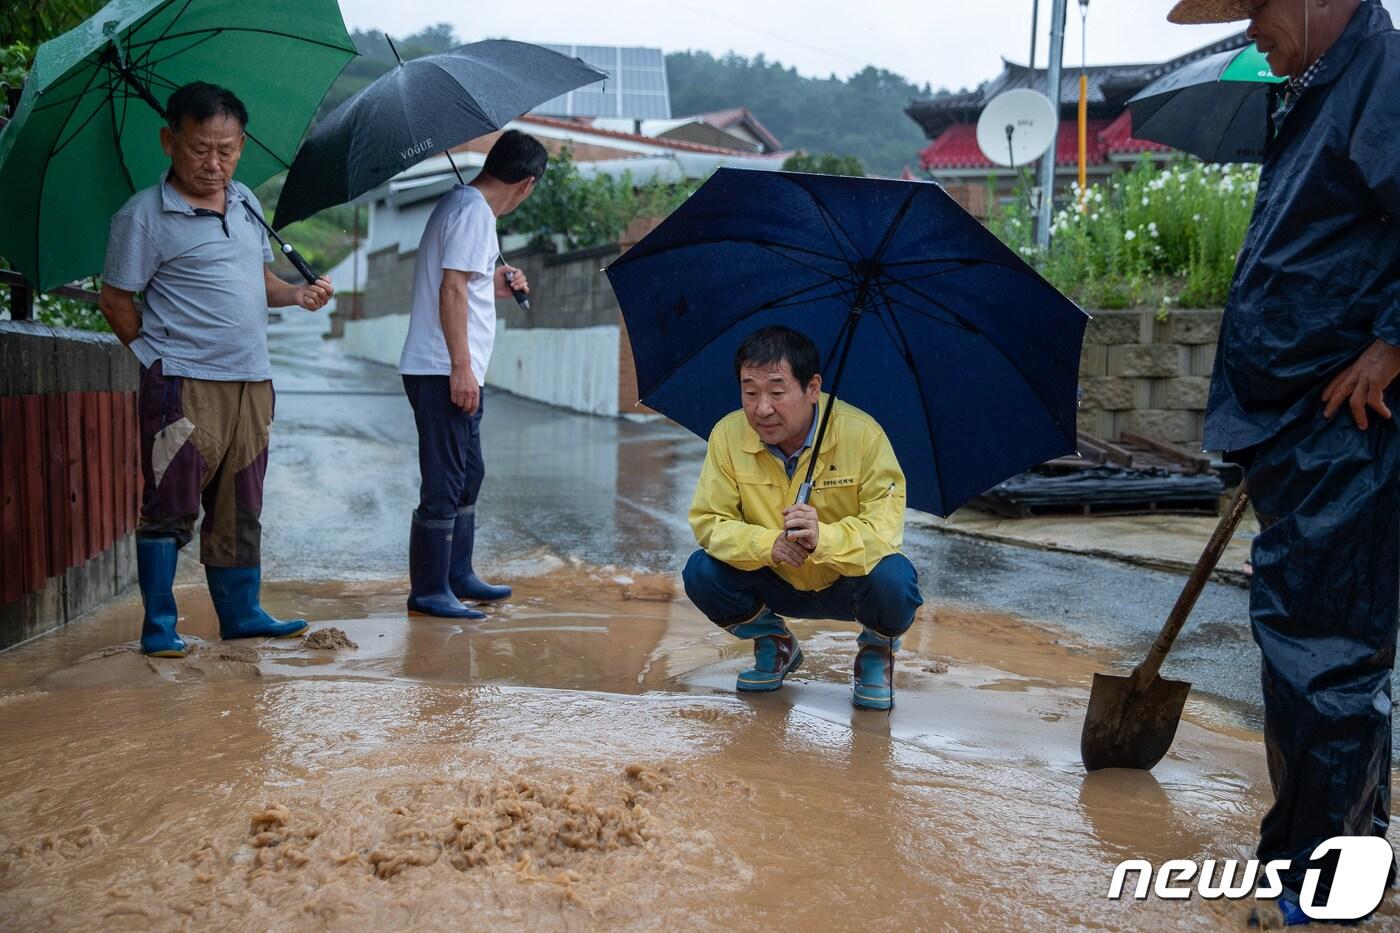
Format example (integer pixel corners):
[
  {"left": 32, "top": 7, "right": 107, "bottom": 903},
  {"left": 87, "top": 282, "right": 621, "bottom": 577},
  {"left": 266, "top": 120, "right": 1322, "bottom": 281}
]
[
  {"left": 272, "top": 39, "right": 606, "bottom": 228},
  {"left": 1128, "top": 43, "right": 1284, "bottom": 164}
]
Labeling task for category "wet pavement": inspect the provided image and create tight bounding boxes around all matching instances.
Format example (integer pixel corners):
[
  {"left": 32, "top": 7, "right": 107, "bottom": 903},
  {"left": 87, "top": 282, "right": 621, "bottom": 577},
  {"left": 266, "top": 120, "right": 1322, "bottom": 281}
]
[
  {"left": 1, "top": 311, "right": 1396, "bottom": 930},
  {"left": 267, "top": 313, "right": 1265, "bottom": 732}
]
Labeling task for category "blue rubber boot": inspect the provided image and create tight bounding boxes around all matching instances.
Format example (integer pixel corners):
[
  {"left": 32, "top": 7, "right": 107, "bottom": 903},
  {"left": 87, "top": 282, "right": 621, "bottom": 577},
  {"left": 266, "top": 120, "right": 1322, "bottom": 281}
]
[
  {"left": 853, "top": 628, "right": 900, "bottom": 710},
  {"left": 1247, "top": 897, "right": 1312, "bottom": 927},
  {"left": 137, "top": 537, "right": 187, "bottom": 657},
  {"left": 450, "top": 506, "right": 511, "bottom": 602},
  {"left": 727, "top": 609, "right": 803, "bottom": 692},
  {"left": 408, "top": 511, "right": 485, "bottom": 619},
  {"left": 205, "top": 565, "right": 308, "bottom": 639}
]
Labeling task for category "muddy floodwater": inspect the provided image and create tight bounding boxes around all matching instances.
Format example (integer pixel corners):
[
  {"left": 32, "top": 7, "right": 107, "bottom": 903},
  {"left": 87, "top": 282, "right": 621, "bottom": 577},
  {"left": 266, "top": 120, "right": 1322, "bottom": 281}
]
[
  {"left": 5, "top": 318, "right": 1398, "bottom": 930},
  {"left": 3, "top": 559, "right": 1394, "bottom": 931}
]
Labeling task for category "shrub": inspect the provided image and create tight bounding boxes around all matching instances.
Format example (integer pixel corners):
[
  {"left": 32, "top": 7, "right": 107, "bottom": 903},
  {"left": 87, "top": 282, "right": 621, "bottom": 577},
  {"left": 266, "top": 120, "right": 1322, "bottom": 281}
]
[{"left": 986, "top": 157, "right": 1257, "bottom": 309}]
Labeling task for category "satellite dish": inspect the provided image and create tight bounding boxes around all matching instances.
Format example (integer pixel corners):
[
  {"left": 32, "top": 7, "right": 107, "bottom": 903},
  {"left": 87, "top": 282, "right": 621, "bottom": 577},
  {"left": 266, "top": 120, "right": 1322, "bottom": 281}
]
[{"left": 976, "top": 89, "right": 1058, "bottom": 168}]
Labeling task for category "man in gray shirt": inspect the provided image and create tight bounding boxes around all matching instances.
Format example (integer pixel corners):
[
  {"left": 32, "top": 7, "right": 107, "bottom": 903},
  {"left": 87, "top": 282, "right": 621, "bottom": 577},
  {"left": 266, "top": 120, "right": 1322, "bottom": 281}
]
[{"left": 98, "top": 82, "right": 333, "bottom": 657}]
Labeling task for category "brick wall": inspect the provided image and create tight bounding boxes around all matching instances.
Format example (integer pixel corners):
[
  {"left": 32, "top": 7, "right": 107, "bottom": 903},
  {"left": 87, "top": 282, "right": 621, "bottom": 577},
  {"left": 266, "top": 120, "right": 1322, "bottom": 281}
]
[
  {"left": 498, "top": 243, "right": 622, "bottom": 330},
  {"left": 617, "top": 218, "right": 665, "bottom": 414},
  {"left": 1076, "top": 308, "right": 1221, "bottom": 447}
]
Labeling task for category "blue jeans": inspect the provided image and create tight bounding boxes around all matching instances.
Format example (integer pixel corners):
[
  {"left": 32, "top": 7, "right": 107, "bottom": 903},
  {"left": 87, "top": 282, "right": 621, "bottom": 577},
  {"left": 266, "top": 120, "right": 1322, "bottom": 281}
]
[
  {"left": 403, "top": 375, "right": 485, "bottom": 520},
  {"left": 682, "top": 550, "right": 923, "bottom": 639}
]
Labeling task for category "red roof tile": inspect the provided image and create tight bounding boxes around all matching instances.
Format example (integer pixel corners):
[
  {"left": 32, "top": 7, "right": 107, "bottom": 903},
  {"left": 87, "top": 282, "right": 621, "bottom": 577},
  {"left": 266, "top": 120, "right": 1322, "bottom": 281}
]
[
  {"left": 919, "top": 111, "right": 1174, "bottom": 172},
  {"left": 1099, "top": 109, "right": 1173, "bottom": 155},
  {"left": 919, "top": 119, "right": 1113, "bottom": 171}
]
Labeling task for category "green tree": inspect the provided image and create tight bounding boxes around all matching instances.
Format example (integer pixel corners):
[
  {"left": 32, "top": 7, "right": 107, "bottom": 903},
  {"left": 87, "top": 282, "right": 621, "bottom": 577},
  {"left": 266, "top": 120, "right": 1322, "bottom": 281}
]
[
  {"left": 503, "top": 147, "right": 702, "bottom": 251},
  {"left": 0, "top": 0, "right": 103, "bottom": 49},
  {"left": 665, "top": 50, "right": 943, "bottom": 176},
  {"left": 782, "top": 151, "right": 865, "bottom": 176}
]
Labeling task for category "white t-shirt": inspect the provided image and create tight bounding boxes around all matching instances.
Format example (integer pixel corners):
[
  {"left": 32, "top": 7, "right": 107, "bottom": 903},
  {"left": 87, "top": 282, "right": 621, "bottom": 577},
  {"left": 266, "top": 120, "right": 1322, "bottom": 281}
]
[{"left": 398, "top": 185, "right": 499, "bottom": 382}]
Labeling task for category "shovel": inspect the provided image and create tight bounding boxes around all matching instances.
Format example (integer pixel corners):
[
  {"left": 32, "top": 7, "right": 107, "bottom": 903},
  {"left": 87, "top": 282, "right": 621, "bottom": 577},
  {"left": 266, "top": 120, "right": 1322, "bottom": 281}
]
[{"left": 1080, "top": 482, "right": 1252, "bottom": 772}]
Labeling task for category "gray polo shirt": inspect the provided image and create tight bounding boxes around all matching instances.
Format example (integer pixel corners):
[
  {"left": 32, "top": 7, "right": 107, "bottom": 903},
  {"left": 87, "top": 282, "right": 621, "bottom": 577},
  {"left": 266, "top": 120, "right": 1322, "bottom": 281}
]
[{"left": 103, "top": 171, "right": 275, "bottom": 381}]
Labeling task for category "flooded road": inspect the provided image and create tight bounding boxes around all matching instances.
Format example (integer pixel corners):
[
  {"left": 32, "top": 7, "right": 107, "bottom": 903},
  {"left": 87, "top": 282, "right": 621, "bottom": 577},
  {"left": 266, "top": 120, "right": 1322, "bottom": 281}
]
[
  {"left": 1, "top": 313, "right": 1395, "bottom": 930},
  {"left": 0, "top": 570, "right": 1304, "bottom": 931}
]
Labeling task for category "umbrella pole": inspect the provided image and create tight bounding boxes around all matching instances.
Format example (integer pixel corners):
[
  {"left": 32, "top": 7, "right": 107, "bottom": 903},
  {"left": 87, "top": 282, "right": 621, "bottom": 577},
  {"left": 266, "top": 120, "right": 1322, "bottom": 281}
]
[{"left": 794, "top": 296, "right": 867, "bottom": 507}]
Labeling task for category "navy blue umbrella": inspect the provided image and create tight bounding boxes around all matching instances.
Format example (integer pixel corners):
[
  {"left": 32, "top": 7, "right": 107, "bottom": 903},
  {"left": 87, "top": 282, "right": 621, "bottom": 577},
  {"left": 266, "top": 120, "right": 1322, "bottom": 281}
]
[{"left": 604, "top": 168, "right": 1088, "bottom": 517}]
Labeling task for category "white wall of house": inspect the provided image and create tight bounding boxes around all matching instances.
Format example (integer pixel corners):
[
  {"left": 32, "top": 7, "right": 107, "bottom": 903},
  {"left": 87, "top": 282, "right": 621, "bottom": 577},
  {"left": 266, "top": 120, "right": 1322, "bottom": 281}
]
[
  {"left": 490, "top": 322, "right": 620, "bottom": 417},
  {"left": 341, "top": 312, "right": 408, "bottom": 367},
  {"left": 343, "top": 315, "right": 620, "bottom": 418}
]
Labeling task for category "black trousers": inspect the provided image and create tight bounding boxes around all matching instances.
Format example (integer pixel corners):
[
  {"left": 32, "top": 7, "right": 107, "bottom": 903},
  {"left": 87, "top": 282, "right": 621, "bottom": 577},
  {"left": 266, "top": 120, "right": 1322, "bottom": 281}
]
[
  {"left": 1246, "top": 409, "right": 1400, "bottom": 899},
  {"left": 402, "top": 375, "right": 485, "bottom": 521}
]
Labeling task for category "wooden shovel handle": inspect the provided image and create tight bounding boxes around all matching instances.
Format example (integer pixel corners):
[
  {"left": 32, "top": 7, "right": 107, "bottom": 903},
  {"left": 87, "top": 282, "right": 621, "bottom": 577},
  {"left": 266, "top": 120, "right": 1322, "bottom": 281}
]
[{"left": 1136, "top": 482, "right": 1251, "bottom": 685}]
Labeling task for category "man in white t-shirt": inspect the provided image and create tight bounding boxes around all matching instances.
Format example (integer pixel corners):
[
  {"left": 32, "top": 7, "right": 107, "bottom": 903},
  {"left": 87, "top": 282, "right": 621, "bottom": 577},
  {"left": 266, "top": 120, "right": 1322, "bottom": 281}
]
[{"left": 398, "top": 130, "right": 546, "bottom": 618}]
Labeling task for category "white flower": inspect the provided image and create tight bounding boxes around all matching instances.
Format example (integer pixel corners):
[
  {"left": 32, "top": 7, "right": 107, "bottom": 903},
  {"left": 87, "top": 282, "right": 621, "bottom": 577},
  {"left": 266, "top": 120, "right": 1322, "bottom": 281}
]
[
  {"left": 1142, "top": 196, "right": 1150, "bottom": 206},
  {"left": 1193, "top": 213, "right": 1201, "bottom": 222},
  {"left": 1148, "top": 222, "right": 1159, "bottom": 238},
  {"left": 1092, "top": 212, "right": 1100, "bottom": 221},
  {"left": 1124, "top": 229, "right": 1137, "bottom": 241}
]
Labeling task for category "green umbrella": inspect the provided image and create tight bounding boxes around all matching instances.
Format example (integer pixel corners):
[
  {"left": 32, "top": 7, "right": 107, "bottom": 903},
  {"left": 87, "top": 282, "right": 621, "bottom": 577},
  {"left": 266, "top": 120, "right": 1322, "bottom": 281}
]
[
  {"left": 1127, "top": 43, "right": 1285, "bottom": 164},
  {"left": 0, "top": 0, "right": 356, "bottom": 292}
]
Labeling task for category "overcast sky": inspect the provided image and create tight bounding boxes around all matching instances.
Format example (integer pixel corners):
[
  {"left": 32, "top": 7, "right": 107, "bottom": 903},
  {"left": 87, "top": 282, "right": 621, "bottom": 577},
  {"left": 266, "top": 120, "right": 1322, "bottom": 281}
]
[{"left": 336, "top": 1, "right": 1266, "bottom": 91}]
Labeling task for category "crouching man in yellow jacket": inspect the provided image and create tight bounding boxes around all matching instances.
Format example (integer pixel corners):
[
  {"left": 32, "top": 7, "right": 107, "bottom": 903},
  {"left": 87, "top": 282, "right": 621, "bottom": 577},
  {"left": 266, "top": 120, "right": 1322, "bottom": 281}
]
[{"left": 683, "top": 326, "right": 924, "bottom": 710}]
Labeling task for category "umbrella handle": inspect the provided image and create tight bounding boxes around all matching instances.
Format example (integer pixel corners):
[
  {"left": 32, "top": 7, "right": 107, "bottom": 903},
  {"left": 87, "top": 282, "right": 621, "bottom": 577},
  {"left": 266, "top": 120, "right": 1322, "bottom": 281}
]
[
  {"left": 499, "top": 254, "right": 529, "bottom": 311},
  {"left": 279, "top": 243, "right": 319, "bottom": 286}
]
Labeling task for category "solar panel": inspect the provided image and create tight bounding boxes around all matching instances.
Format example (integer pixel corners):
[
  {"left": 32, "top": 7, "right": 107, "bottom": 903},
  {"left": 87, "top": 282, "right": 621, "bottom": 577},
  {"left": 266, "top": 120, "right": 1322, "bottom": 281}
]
[{"left": 531, "top": 44, "right": 671, "bottom": 119}]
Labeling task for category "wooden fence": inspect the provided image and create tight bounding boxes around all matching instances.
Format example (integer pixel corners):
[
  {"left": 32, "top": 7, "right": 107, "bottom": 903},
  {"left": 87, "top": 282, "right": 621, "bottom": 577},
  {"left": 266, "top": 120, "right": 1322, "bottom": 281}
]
[
  {"left": 0, "top": 391, "right": 140, "bottom": 605},
  {"left": 0, "top": 320, "right": 141, "bottom": 649}
]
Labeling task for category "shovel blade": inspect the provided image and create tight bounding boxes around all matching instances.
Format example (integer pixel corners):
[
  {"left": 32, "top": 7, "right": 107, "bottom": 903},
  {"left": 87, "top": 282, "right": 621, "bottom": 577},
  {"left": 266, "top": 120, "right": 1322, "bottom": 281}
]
[{"left": 1081, "top": 672, "right": 1192, "bottom": 772}]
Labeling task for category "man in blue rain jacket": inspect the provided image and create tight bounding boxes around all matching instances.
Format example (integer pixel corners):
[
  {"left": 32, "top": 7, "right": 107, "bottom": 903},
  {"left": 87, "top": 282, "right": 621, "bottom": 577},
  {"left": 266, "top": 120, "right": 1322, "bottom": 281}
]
[{"left": 1168, "top": 0, "right": 1400, "bottom": 921}]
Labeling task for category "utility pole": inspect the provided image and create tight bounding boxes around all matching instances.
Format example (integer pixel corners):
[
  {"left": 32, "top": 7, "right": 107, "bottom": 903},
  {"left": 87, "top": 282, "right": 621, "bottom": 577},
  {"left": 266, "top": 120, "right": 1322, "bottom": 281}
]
[
  {"left": 1037, "top": 0, "right": 1068, "bottom": 249},
  {"left": 1030, "top": 0, "right": 1040, "bottom": 69}
]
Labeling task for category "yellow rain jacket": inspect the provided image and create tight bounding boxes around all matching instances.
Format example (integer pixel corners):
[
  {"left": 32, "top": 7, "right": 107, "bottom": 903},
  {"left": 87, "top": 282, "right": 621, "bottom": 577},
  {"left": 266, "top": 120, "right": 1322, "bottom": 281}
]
[{"left": 688, "top": 395, "right": 906, "bottom": 592}]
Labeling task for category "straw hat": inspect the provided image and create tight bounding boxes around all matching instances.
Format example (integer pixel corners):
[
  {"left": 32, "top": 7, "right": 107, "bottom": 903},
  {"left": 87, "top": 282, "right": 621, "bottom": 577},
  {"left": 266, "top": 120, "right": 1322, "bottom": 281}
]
[{"left": 1167, "top": 0, "right": 1253, "bottom": 23}]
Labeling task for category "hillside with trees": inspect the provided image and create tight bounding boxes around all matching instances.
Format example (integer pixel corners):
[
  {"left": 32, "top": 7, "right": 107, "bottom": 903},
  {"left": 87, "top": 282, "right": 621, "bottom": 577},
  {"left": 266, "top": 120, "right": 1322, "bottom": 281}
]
[{"left": 666, "top": 51, "right": 946, "bottom": 176}]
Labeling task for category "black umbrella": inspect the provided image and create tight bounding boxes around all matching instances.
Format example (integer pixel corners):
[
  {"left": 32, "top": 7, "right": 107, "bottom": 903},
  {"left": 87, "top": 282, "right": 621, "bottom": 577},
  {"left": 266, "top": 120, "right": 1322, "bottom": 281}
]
[
  {"left": 271, "top": 38, "right": 606, "bottom": 228},
  {"left": 1128, "top": 43, "right": 1283, "bottom": 164}
]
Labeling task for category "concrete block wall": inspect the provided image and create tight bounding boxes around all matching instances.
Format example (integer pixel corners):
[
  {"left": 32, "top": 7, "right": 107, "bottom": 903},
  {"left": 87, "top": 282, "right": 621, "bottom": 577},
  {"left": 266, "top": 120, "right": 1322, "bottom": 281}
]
[{"left": 1074, "top": 308, "right": 1221, "bottom": 448}]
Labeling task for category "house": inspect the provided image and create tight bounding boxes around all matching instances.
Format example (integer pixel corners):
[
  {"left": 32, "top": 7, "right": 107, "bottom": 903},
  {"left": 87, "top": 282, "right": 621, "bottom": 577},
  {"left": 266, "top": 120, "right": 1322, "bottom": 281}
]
[
  {"left": 590, "top": 107, "right": 784, "bottom": 154},
  {"left": 906, "top": 32, "right": 1250, "bottom": 195}
]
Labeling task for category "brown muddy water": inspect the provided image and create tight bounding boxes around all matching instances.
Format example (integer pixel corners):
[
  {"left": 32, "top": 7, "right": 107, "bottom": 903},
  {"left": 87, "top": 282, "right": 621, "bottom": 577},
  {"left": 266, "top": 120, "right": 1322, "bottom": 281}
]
[{"left": 1, "top": 557, "right": 1397, "bottom": 931}]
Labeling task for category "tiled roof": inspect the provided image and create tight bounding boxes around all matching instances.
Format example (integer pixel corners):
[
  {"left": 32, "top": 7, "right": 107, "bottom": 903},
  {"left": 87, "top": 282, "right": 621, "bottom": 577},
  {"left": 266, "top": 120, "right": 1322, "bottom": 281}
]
[
  {"left": 918, "top": 119, "right": 1112, "bottom": 171},
  {"left": 905, "top": 30, "right": 1250, "bottom": 139},
  {"left": 1098, "top": 110, "right": 1172, "bottom": 156},
  {"left": 697, "top": 107, "right": 784, "bottom": 151},
  {"left": 918, "top": 111, "right": 1172, "bottom": 171},
  {"left": 516, "top": 113, "right": 753, "bottom": 155}
]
